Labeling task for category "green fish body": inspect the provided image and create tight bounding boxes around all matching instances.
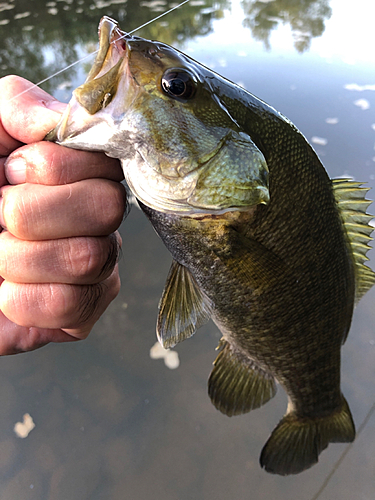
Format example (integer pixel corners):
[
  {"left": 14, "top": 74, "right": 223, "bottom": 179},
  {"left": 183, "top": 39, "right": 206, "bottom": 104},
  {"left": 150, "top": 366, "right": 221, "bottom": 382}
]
[{"left": 46, "top": 17, "right": 375, "bottom": 475}]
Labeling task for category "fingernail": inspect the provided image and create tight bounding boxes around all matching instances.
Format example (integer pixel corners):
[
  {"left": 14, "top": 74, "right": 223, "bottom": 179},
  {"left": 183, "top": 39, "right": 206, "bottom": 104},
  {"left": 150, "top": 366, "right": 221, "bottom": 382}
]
[
  {"left": 0, "top": 197, "right": 6, "bottom": 230},
  {"left": 5, "top": 158, "right": 26, "bottom": 184},
  {"left": 46, "top": 100, "right": 67, "bottom": 114}
]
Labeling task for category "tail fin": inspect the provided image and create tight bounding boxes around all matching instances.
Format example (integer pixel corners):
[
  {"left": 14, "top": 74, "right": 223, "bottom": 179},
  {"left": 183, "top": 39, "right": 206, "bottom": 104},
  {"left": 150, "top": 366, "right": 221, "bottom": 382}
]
[{"left": 260, "top": 397, "right": 355, "bottom": 475}]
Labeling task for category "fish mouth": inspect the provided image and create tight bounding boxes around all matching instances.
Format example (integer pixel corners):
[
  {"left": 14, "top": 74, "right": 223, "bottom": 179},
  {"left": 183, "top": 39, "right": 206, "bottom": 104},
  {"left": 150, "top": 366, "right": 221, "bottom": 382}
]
[
  {"left": 45, "top": 17, "right": 132, "bottom": 144},
  {"left": 86, "top": 17, "right": 128, "bottom": 83},
  {"left": 73, "top": 16, "right": 130, "bottom": 114}
]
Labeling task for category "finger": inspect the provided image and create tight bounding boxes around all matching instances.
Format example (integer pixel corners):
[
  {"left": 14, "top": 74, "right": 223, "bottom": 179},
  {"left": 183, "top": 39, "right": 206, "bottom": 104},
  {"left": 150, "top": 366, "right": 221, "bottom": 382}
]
[
  {"left": 5, "top": 141, "right": 124, "bottom": 186},
  {"left": 0, "top": 75, "right": 66, "bottom": 144},
  {"left": 0, "top": 231, "right": 121, "bottom": 285},
  {"left": 0, "top": 120, "right": 22, "bottom": 157},
  {"left": 0, "top": 313, "right": 79, "bottom": 356},
  {"left": 0, "top": 265, "right": 121, "bottom": 339},
  {"left": 0, "top": 180, "right": 126, "bottom": 239}
]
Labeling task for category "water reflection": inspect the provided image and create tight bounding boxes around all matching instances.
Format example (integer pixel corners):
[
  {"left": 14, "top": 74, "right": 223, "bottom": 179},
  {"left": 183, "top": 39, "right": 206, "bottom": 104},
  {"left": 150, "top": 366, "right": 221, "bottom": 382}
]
[
  {"left": 241, "top": 0, "right": 332, "bottom": 52},
  {"left": 0, "top": 0, "right": 229, "bottom": 93},
  {"left": 0, "top": 0, "right": 333, "bottom": 92}
]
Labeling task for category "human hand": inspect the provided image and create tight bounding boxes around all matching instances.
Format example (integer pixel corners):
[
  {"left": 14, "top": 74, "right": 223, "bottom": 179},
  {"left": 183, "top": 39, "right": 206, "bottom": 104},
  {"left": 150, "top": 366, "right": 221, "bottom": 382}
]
[{"left": 0, "top": 76, "right": 126, "bottom": 354}]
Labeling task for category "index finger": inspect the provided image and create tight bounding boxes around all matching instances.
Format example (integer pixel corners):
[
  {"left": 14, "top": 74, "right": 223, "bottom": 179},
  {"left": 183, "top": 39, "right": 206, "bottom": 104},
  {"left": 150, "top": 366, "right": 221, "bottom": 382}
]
[
  {"left": 5, "top": 141, "right": 124, "bottom": 185},
  {"left": 0, "top": 75, "right": 66, "bottom": 144}
]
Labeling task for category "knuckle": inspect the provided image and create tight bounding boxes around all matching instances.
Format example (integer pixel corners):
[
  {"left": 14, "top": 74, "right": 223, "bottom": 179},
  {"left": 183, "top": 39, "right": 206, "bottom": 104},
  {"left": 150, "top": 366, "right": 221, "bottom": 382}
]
[
  {"left": 66, "top": 235, "right": 120, "bottom": 282},
  {"left": 67, "top": 238, "right": 104, "bottom": 281},
  {"left": 3, "top": 187, "right": 31, "bottom": 238},
  {"left": 44, "top": 284, "right": 71, "bottom": 321},
  {"left": 21, "top": 142, "right": 64, "bottom": 185},
  {"left": 46, "top": 283, "right": 105, "bottom": 328},
  {"left": 96, "top": 182, "right": 127, "bottom": 232}
]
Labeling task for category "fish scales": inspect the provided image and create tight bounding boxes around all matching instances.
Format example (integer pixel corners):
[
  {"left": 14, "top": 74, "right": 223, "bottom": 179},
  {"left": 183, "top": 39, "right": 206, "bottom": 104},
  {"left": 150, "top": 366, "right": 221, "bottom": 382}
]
[
  {"left": 143, "top": 83, "right": 353, "bottom": 414},
  {"left": 45, "top": 16, "right": 375, "bottom": 475}
]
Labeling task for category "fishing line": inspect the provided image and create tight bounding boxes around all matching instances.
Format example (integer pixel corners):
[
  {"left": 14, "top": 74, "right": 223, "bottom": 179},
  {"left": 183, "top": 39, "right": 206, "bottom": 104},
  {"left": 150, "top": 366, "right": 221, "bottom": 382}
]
[
  {"left": 310, "top": 397, "right": 375, "bottom": 500},
  {"left": 127, "top": 0, "right": 190, "bottom": 36},
  {"left": 9, "top": 0, "right": 191, "bottom": 103}
]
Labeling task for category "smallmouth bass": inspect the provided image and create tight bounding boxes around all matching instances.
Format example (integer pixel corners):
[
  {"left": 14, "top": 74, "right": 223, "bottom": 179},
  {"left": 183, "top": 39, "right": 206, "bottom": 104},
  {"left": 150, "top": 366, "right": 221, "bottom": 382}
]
[{"left": 46, "top": 17, "right": 375, "bottom": 475}]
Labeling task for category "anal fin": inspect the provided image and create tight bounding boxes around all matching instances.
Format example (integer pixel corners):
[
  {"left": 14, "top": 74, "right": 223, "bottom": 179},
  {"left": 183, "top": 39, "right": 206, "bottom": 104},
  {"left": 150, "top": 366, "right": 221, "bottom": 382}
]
[
  {"left": 157, "top": 260, "right": 212, "bottom": 349},
  {"left": 208, "top": 340, "right": 276, "bottom": 416}
]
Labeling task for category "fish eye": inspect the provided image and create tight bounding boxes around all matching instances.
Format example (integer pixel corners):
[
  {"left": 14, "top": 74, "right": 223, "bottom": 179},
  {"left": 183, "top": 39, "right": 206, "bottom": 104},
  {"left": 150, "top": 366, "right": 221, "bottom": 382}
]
[{"left": 161, "top": 69, "right": 196, "bottom": 100}]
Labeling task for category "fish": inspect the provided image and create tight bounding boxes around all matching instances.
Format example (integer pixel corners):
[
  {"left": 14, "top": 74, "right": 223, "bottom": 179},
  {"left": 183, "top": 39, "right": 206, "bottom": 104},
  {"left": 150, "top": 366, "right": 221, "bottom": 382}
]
[{"left": 45, "top": 16, "right": 375, "bottom": 475}]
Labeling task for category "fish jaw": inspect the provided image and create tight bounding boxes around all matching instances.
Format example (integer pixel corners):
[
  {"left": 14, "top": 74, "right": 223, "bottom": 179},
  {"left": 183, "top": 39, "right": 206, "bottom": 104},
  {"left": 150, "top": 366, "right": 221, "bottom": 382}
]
[{"left": 45, "top": 17, "right": 140, "bottom": 156}]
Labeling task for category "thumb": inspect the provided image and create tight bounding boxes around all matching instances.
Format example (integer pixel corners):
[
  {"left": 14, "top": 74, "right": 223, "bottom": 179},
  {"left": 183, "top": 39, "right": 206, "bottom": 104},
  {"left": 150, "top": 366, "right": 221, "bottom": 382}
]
[{"left": 0, "top": 75, "right": 67, "bottom": 144}]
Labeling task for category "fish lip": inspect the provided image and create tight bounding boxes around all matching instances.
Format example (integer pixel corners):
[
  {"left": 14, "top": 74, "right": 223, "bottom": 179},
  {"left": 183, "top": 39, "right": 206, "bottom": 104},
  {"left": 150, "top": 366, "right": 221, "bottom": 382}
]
[
  {"left": 86, "top": 16, "right": 130, "bottom": 83},
  {"left": 45, "top": 17, "right": 130, "bottom": 143},
  {"left": 70, "top": 17, "right": 134, "bottom": 116}
]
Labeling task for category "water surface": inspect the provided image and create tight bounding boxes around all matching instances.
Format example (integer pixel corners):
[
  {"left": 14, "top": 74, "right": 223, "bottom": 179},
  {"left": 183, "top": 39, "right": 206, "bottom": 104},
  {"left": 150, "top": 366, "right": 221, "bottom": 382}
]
[{"left": 0, "top": 1, "right": 374, "bottom": 499}]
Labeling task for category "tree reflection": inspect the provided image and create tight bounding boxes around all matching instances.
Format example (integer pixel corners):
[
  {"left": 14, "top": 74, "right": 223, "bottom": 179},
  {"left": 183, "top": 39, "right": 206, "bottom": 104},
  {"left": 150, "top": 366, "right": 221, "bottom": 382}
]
[
  {"left": 241, "top": 0, "right": 332, "bottom": 52},
  {"left": 0, "top": 0, "right": 229, "bottom": 94}
]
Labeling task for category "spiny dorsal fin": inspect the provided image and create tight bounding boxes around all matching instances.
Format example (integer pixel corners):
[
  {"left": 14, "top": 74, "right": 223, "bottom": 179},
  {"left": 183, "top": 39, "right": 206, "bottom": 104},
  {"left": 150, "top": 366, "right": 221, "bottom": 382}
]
[
  {"left": 208, "top": 340, "right": 276, "bottom": 416},
  {"left": 332, "top": 178, "right": 375, "bottom": 303},
  {"left": 157, "top": 260, "right": 212, "bottom": 349}
]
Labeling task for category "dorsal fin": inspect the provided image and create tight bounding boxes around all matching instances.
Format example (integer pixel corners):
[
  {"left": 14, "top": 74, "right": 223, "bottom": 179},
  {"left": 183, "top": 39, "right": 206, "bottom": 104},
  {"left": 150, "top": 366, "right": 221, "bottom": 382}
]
[
  {"left": 332, "top": 178, "right": 375, "bottom": 303},
  {"left": 157, "top": 260, "right": 212, "bottom": 348}
]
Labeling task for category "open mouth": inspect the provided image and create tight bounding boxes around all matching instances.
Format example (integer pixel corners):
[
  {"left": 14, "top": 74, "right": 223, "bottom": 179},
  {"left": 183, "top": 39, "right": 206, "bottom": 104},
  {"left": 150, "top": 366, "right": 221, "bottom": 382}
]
[
  {"left": 85, "top": 17, "right": 129, "bottom": 83},
  {"left": 73, "top": 17, "right": 130, "bottom": 114},
  {"left": 44, "top": 17, "right": 134, "bottom": 143}
]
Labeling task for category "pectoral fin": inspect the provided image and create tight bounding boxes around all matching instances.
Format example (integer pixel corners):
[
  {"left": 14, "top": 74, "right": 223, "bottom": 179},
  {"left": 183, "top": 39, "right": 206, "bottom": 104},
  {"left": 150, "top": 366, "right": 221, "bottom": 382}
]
[
  {"left": 157, "top": 260, "right": 212, "bottom": 348},
  {"left": 208, "top": 340, "right": 276, "bottom": 416},
  {"left": 332, "top": 178, "right": 375, "bottom": 303}
]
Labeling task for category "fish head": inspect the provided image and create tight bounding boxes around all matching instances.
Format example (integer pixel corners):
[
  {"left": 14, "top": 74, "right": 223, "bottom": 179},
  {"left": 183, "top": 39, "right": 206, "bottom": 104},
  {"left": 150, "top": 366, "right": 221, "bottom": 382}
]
[{"left": 47, "top": 16, "right": 269, "bottom": 215}]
